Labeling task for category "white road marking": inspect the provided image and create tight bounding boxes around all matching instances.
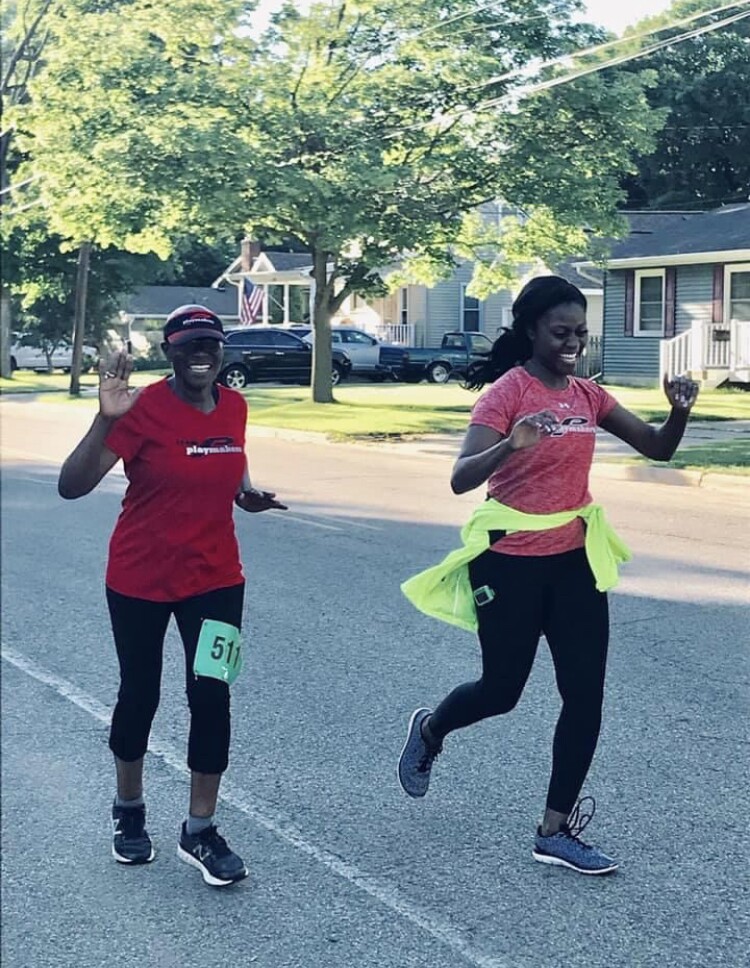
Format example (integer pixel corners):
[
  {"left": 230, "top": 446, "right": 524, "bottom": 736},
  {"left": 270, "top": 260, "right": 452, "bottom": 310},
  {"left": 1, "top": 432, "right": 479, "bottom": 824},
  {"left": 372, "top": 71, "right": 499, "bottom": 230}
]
[
  {"left": 2, "top": 645, "right": 511, "bottom": 968},
  {"left": 269, "top": 512, "right": 343, "bottom": 532}
]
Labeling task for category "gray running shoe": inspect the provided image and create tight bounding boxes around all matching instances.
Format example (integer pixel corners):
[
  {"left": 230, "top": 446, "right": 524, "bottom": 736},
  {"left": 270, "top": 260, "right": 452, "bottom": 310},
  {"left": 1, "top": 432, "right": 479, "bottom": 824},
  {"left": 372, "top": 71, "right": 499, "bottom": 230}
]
[
  {"left": 532, "top": 797, "right": 618, "bottom": 875},
  {"left": 397, "top": 707, "right": 442, "bottom": 798}
]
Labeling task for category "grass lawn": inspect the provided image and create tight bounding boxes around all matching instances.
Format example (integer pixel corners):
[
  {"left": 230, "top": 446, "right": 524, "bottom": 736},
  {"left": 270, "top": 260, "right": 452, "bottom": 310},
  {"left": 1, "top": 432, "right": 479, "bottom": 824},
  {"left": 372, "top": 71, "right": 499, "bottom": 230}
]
[
  {"left": 0, "top": 369, "right": 169, "bottom": 396},
  {"left": 606, "top": 438, "right": 750, "bottom": 476},
  {"left": 244, "top": 382, "right": 750, "bottom": 438}
]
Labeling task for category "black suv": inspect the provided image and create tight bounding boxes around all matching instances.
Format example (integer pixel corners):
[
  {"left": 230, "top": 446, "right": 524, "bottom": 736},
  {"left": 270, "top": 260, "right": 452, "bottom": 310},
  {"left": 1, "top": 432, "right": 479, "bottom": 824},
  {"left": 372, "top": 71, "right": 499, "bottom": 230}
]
[{"left": 218, "top": 327, "right": 352, "bottom": 389}]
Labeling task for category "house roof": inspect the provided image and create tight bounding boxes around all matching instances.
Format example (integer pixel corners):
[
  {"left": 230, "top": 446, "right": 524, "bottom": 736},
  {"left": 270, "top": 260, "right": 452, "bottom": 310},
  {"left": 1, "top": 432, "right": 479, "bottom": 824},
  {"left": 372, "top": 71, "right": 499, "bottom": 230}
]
[
  {"left": 553, "top": 260, "right": 603, "bottom": 291},
  {"left": 606, "top": 204, "right": 750, "bottom": 262},
  {"left": 264, "top": 252, "right": 313, "bottom": 272},
  {"left": 122, "top": 286, "right": 239, "bottom": 318}
]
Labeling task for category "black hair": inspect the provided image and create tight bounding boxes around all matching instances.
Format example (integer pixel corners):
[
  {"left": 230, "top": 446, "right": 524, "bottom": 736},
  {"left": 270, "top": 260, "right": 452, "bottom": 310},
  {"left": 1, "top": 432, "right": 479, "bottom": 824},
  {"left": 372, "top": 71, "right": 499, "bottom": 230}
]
[{"left": 464, "top": 275, "right": 587, "bottom": 390}]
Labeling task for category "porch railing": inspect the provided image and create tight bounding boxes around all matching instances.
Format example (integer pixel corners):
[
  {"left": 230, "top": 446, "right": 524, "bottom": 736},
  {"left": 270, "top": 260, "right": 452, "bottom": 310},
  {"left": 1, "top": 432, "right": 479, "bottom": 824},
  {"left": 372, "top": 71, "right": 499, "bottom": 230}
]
[
  {"left": 659, "top": 330, "right": 692, "bottom": 380},
  {"left": 729, "top": 319, "right": 750, "bottom": 372},
  {"left": 702, "top": 322, "right": 732, "bottom": 369},
  {"left": 575, "top": 335, "right": 602, "bottom": 379},
  {"left": 374, "top": 323, "right": 416, "bottom": 345}
]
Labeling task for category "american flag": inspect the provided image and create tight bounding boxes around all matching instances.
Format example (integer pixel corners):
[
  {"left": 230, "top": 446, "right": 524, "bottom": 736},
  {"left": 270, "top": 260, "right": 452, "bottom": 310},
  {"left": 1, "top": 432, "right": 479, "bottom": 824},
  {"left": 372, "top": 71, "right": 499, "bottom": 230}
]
[{"left": 239, "top": 278, "right": 264, "bottom": 326}]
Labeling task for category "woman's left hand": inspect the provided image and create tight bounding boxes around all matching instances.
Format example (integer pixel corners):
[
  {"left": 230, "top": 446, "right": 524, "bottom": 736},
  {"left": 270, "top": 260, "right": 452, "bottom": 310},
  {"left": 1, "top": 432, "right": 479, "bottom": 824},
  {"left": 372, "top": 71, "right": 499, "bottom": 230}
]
[
  {"left": 235, "top": 488, "right": 288, "bottom": 513},
  {"left": 663, "top": 374, "right": 700, "bottom": 412}
]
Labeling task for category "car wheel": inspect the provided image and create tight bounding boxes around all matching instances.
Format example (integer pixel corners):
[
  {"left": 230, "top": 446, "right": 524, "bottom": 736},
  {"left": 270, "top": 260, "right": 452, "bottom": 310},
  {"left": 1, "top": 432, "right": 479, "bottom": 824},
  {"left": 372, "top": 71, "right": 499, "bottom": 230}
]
[
  {"left": 427, "top": 362, "right": 451, "bottom": 384},
  {"left": 331, "top": 362, "right": 343, "bottom": 387},
  {"left": 221, "top": 364, "right": 251, "bottom": 389}
]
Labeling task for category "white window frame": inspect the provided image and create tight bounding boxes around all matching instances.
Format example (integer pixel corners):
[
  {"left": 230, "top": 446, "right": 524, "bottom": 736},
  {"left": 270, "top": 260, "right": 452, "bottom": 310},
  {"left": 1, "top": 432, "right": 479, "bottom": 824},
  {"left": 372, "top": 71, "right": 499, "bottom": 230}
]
[
  {"left": 399, "top": 287, "right": 409, "bottom": 326},
  {"left": 634, "top": 268, "right": 666, "bottom": 337},
  {"left": 460, "top": 284, "right": 482, "bottom": 332},
  {"left": 725, "top": 263, "right": 750, "bottom": 323}
]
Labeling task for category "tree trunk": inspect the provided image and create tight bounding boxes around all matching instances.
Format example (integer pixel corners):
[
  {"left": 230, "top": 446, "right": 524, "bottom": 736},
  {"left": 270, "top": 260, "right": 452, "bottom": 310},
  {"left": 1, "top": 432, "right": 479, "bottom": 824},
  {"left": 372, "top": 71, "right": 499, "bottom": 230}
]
[
  {"left": 311, "top": 248, "right": 334, "bottom": 404},
  {"left": 0, "top": 286, "right": 12, "bottom": 378},
  {"left": 69, "top": 241, "right": 92, "bottom": 396}
]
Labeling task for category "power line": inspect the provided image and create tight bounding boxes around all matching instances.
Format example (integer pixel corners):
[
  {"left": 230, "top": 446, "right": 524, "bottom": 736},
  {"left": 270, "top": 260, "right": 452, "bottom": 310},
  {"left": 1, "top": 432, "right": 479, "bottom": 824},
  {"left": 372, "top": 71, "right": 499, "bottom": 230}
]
[{"left": 461, "top": 0, "right": 750, "bottom": 98}]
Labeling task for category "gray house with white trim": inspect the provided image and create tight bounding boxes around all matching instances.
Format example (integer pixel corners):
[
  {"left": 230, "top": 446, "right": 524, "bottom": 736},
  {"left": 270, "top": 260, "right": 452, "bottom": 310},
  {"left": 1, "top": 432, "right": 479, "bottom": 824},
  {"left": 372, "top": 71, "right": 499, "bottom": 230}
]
[{"left": 579, "top": 204, "right": 750, "bottom": 387}]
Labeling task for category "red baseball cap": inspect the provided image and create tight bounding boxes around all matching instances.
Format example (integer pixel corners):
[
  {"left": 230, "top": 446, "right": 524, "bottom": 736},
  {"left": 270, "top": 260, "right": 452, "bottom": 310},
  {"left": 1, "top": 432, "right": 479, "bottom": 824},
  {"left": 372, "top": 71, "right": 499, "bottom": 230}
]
[{"left": 163, "top": 305, "right": 227, "bottom": 345}]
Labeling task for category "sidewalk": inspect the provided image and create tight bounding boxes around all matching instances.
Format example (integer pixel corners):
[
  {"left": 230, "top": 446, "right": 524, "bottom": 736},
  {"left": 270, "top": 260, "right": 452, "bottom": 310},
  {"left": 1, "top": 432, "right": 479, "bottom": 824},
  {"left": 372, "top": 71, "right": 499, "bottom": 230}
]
[{"left": 248, "top": 419, "right": 750, "bottom": 490}]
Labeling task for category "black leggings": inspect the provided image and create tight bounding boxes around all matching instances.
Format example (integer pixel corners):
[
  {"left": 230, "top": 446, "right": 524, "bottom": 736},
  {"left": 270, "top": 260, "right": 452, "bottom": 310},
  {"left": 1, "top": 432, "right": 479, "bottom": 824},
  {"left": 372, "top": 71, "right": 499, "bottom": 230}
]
[
  {"left": 429, "top": 548, "right": 609, "bottom": 815},
  {"left": 106, "top": 583, "right": 245, "bottom": 774}
]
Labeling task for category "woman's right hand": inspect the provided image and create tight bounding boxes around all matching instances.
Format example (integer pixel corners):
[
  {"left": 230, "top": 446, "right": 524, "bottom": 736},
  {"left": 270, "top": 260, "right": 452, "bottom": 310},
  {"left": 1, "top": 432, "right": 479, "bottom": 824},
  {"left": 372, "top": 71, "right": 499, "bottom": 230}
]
[
  {"left": 508, "top": 410, "right": 560, "bottom": 451},
  {"left": 98, "top": 350, "right": 138, "bottom": 420}
]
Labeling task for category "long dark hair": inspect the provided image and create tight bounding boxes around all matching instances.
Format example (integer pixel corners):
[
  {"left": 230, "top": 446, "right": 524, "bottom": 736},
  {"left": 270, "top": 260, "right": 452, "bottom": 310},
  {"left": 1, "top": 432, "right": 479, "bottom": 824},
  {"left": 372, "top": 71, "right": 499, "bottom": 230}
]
[{"left": 464, "top": 276, "right": 587, "bottom": 390}]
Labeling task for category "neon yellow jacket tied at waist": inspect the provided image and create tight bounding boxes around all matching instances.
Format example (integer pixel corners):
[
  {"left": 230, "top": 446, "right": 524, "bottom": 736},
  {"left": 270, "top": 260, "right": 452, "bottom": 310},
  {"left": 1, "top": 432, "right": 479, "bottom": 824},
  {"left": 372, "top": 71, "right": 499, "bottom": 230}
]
[{"left": 401, "top": 499, "right": 631, "bottom": 633}]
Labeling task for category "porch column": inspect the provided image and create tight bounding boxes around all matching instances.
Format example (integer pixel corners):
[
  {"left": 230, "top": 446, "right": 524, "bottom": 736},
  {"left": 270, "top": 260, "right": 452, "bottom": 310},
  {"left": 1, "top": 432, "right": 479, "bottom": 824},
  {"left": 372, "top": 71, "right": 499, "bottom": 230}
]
[
  {"left": 262, "top": 285, "right": 269, "bottom": 326},
  {"left": 283, "top": 284, "right": 290, "bottom": 325}
]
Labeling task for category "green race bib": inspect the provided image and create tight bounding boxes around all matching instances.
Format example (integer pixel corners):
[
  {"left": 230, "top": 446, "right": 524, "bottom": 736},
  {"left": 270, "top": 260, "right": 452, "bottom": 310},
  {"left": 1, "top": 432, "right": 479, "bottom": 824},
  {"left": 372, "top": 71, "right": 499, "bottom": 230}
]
[{"left": 193, "top": 619, "right": 243, "bottom": 685}]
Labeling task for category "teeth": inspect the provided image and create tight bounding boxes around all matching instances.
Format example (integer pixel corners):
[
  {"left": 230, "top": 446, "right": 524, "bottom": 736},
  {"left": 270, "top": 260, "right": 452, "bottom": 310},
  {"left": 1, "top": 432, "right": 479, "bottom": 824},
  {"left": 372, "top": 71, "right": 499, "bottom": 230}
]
[{"left": 190, "top": 364, "right": 211, "bottom": 371}]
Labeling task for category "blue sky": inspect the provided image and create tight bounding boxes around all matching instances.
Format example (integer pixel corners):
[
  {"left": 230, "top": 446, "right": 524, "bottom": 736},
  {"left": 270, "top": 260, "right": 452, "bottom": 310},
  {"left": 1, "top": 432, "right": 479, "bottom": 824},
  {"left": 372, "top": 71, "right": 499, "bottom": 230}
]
[{"left": 252, "top": 0, "right": 675, "bottom": 35}]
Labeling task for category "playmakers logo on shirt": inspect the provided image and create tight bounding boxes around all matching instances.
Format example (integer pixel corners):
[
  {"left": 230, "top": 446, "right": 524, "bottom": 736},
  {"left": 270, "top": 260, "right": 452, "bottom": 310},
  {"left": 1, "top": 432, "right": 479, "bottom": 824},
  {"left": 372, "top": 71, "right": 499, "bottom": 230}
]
[
  {"left": 180, "top": 436, "right": 244, "bottom": 457},
  {"left": 532, "top": 404, "right": 594, "bottom": 437}
]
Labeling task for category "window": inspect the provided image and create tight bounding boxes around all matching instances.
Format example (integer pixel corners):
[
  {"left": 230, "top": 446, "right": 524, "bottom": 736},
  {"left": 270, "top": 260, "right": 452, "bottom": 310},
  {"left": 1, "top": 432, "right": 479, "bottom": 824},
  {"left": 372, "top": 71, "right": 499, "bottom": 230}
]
[
  {"left": 634, "top": 270, "right": 665, "bottom": 335},
  {"left": 226, "top": 330, "right": 274, "bottom": 347},
  {"left": 727, "top": 265, "right": 750, "bottom": 322},
  {"left": 400, "top": 288, "right": 409, "bottom": 325},
  {"left": 270, "top": 331, "right": 305, "bottom": 348},
  {"left": 340, "top": 330, "right": 376, "bottom": 345},
  {"left": 461, "top": 285, "right": 481, "bottom": 332}
]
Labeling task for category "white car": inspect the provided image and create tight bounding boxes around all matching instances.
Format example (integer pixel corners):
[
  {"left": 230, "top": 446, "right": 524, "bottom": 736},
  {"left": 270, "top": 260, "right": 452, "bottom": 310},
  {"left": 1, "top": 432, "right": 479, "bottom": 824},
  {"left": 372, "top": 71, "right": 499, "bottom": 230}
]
[
  {"left": 10, "top": 335, "right": 99, "bottom": 373},
  {"left": 300, "top": 326, "right": 405, "bottom": 379}
]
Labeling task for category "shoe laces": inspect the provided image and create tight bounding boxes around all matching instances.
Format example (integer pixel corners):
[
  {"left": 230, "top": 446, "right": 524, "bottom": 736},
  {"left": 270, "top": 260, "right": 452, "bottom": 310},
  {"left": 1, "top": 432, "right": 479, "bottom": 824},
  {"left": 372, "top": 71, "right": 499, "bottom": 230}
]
[
  {"left": 116, "top": 807, "right": 146, "bottom": 839},
  {"left": 197, "top": 825, "right": 232, "bottom": 858},
  {"left": 417, "top": 741, "right": 442, "bottom": 774},
  {"left": 557, "top": 796, "right": 597, "bottom": 848}
]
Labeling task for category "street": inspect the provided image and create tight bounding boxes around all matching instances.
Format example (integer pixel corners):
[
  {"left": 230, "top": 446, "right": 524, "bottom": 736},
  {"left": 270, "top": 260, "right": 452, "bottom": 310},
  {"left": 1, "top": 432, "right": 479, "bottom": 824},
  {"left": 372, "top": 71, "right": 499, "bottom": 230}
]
[{"left": 2, "top": 398, "right": 749, "bottom": 968}]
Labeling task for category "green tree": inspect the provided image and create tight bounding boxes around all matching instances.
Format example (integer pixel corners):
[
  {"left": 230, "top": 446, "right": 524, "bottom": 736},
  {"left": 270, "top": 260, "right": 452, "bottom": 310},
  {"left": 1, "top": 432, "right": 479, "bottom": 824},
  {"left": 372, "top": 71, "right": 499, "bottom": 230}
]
[
  {"left": 617, "top": 0, "right": 750, "bottom": 209},
  {"left": 12, "top": 0, "right": 254, "bottom": 391},
  {"left": 238, "top": 0, "right": 662, "bottom": 401}
]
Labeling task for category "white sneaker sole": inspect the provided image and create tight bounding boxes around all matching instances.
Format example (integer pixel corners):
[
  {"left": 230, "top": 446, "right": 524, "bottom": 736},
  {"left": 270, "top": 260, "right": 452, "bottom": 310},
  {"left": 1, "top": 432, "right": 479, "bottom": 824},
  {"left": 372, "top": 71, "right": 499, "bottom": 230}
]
[
  {"left": 112, "top": 844, "right": 155, "bottom": 864},
  {"left": 397, "top": 707, "right": 431, "bottom": 798},
  {"left": 177, "top": 844, "right": 248, "bottom": 887},
  {"left": 532, "top": 849, "right": 619, "bottom": 875}
]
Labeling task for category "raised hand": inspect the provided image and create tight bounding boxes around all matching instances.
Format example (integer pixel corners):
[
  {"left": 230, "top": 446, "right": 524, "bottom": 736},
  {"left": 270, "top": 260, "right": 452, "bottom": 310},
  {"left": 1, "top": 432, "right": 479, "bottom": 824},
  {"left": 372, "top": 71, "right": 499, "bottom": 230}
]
[
  {"left": 99, "top": 350, "right": 139, "bottom": 420},
  {"left": 663, "top": 374, "right": 700, "bottom": 412},
  {"left": 508, "top": 410, "right": 560, "bottom": 451},
  {"left": 234, "top": 487, "right": 288, "bottom": 513}
]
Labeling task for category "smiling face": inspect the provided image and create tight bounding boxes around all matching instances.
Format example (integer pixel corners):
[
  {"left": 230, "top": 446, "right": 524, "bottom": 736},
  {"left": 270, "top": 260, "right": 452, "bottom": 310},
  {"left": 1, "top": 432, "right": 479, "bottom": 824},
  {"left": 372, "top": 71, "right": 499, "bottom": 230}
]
[
  {"left": 163, "top": 336, "right": 224, "bottom": 392},
  {"left": 527, "top": 302, "right": 589, "bottom": 380}
]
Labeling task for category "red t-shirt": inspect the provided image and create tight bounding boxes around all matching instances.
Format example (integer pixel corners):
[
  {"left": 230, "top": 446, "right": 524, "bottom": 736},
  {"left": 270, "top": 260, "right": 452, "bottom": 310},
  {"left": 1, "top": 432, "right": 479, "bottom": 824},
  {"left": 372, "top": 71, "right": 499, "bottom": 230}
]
[
  {"left": 470, "top": 367, "right": 618, "bottom": 556},
  {"left": 104, "top": 379, "right": 247, "bottom": 601}
]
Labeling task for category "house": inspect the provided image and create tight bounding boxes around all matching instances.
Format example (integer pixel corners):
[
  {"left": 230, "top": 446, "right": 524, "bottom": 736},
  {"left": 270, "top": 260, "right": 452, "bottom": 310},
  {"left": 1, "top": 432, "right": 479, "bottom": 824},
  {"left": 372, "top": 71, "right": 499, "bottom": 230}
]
[
  {"left": 217, "top": 237, "right": 604, "bottom": 353},
  {"left": 112, "top": 285, "right": 239, "bottom": 357},
  {"left": 577, "top": 204, "right": 750, "bottom": 387}
]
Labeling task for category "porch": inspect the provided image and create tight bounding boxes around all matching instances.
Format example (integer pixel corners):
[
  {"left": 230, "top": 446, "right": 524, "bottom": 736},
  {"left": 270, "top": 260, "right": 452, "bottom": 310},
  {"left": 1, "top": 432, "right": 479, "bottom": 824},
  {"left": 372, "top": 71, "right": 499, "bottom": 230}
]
[{"left": 660, "top": 320, "right": 750, "bottom": 387}]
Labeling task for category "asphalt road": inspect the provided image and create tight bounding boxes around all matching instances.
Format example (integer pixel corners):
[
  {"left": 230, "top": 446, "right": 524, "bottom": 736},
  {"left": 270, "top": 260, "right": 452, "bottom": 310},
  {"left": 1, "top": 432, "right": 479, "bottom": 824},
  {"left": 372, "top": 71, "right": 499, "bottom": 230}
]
[{"left": 2, "top": 399, "right": 749, "bottom": 968}]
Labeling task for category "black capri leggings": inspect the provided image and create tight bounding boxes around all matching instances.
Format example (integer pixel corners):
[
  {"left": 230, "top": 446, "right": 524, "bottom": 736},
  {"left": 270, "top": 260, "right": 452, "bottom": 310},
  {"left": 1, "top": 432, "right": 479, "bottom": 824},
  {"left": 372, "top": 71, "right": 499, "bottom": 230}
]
[
  {"left": 106, "top": 582, "right": 245, "bottom": 774},
  {"left": 428, "top": 548, "right": 609, "bottom": 815}
]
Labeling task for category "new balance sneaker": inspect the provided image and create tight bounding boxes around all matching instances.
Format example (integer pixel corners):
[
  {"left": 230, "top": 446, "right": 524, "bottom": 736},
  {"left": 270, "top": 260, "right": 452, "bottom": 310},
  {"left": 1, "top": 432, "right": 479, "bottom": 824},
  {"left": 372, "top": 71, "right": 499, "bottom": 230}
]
[
  {"left": 532, "top": 797, "right": 618, "bottom": 875},
  {"left": 177, "top": 823, "right": 248, "bottom": 887},
  {"left": 397, "top": 707, "right": 442, "bottom": 798},
  {"left": 111, "top": 801, "right": 155, "bottom": 865}
]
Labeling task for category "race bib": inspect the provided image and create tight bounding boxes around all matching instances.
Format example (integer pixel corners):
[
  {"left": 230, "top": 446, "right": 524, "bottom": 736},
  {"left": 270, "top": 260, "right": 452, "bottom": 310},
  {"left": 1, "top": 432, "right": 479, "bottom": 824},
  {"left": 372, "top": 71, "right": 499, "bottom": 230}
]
[{"left": 193, "top": 619, "right": 242, "bottom": 685}]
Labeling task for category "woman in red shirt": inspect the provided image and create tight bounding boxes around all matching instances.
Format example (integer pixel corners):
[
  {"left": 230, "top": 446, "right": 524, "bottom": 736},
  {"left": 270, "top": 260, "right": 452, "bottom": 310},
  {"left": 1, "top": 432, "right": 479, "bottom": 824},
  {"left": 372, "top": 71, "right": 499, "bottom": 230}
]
[
  {"left": 59, "top": 305, "right": 286, "bottom": 887},
  {"left": 398, "top": 276, "right": 699, "bottom": 875}
]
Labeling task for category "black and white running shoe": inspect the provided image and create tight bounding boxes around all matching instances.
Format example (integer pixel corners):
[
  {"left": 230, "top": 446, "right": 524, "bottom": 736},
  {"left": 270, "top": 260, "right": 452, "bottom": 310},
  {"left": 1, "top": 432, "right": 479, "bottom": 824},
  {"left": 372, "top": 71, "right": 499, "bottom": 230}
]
[
  {"left": 177, "top": 823, "right": 248, "bottom": 887},
  {"left": 111, "top": 801, "right": 155, "bottom": 865}
]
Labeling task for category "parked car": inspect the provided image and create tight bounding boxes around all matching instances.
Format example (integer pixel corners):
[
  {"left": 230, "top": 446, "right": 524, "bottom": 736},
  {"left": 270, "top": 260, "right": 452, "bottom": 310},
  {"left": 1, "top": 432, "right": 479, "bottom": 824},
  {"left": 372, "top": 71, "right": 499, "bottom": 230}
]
[
  {"left": 298, "top": 326, "right": 407, "bottom": 380},
  {"left": 399, "top": 331, "right": 494, "bottom": 383},
  {"left": 217, "top": 327, "right": 352, "bottom": 389},
  {"left": 10, "top": 334, "right": 99, "bottom": 373}
]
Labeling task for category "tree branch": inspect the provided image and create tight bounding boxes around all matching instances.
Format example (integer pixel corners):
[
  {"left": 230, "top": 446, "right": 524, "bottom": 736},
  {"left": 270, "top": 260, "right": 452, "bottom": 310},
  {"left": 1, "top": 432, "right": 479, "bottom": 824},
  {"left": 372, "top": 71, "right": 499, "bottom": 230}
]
[{"left": 1, "top": 0, "right": 53, "bottom": 99}]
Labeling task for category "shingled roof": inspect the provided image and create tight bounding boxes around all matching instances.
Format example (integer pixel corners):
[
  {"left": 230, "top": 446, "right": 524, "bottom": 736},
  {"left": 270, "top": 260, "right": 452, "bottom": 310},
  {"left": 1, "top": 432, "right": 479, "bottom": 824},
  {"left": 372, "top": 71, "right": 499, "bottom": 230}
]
[
  {"left": 123, "top": 286, "right": 239, "bottom": 318},
  {"left": 608, "top": 204, "right": 750, "bottom": 260}
]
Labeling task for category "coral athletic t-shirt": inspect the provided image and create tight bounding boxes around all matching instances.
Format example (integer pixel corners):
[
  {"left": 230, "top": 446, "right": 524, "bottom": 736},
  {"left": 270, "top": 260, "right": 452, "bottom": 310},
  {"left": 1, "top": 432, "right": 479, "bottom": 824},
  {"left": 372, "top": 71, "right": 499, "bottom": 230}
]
[
  {"left": 104, "top": 379, "right": 248, "bottom": 601},
  {"left": 470, "top": 367, "right": 618, "bottom": 556}
]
